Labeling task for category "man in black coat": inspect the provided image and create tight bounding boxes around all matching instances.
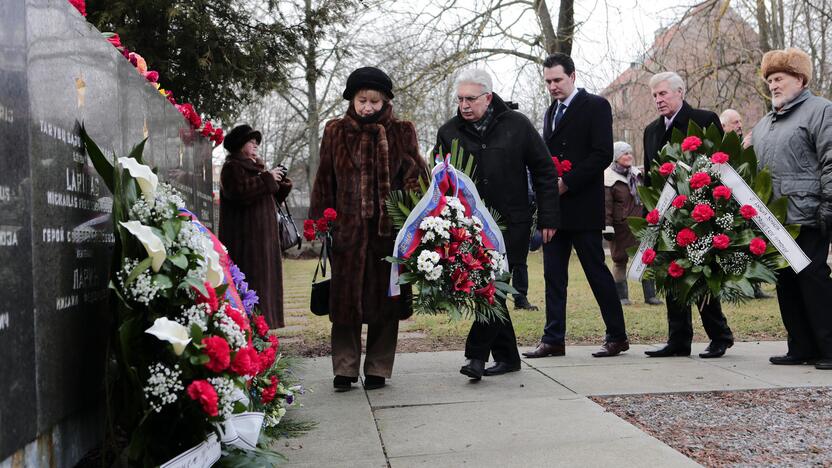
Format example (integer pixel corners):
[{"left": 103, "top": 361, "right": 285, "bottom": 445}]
[
  {"left": 434, "top": 68, "right": 560, "bottom": 380},
  {"left": 523, "top": 53, "right": 630, "bottom": 359},
  {"left": 642, "top": 71, "right": 734, "bottom": 358}
]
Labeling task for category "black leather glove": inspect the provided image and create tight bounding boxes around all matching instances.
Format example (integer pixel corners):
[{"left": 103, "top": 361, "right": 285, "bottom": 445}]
[{"left": 818, "top": 200, "right": 832, "bottom": 237}]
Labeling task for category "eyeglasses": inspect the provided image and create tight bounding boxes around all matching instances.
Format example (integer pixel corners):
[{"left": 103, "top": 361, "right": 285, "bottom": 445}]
[{"left": 456, "top": 92, "right": 489, "bottom": 104}]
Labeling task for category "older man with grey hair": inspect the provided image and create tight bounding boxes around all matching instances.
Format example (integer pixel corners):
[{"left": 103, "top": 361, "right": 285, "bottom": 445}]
[
  {"left": 642, "top": 71, "right": 735, "bottom": 359},
  {"left": 433, "top": 68, "right": 560, "bottom": 380},
  {"left": 752, "top": 48, "right": 832, "bottom": 370}
]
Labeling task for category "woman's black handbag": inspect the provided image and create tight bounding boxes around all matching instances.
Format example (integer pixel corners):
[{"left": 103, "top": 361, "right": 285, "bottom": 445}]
[
  {"left": 309, "top": 240, "right": 330, "bottom": 316},
  {"left": 276, "top": 201, "right": 302, "bottom": 252}
]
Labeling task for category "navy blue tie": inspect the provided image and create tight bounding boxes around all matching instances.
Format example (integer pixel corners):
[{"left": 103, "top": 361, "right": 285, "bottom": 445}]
[{"left": 553, "top": 103, "right": 565, "bottom": 129}]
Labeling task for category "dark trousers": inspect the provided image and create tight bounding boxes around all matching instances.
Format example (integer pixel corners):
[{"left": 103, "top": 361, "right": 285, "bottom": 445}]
[
  {"left": 512, "top": 263, "right": 529, "bottom": 301},
  {"left": 332, "top": 318, "right": 399, "bottom": 378},
  {"left": 542, "top": 229, "right": 627, "bottom": 344},
  {"left": 464, "top": 264, "right": 522, "bottom": 365},
  {"left": 776, "top": 227, "right": 832, "bottom": 359},
  {"left": 665, "top": 296, "right": 733, "bottom": 347}
]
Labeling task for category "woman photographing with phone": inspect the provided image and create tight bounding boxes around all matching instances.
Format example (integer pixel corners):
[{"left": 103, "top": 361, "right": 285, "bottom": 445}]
[{"left": 219, "top": 124, "right": 293, "bottom": 328}]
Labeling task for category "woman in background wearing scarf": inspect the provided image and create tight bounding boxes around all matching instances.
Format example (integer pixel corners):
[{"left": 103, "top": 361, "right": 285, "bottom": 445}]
[{"left": 604, "top": 142, "right": 662, "bottom": 306}]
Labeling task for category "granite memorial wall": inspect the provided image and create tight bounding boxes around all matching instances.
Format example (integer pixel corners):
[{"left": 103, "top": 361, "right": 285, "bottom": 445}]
[{"left": 0, "top": 0, "right": 215, "bottom": 464}]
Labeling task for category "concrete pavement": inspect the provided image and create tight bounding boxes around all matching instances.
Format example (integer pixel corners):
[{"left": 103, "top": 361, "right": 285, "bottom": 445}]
[{"left": 278, "top": 341, "right": 832, "bottom": 467}]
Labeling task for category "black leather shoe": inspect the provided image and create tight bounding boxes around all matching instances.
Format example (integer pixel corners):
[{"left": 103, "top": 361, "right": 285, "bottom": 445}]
[
  {"left": 333, "top": 375, "right": 358, "bottom": 392},
  {"left": 460, "top": 358, "right": 485, "bottom": 380},
  {"left": 645, "top": 344, "right": 691, "bottom": 357},
  {"left": 769, "top": 354, "right": 816, "bottom": 365},
  {"left": 364, "top": 375, "right": 386, "bottom": 390},
  {"left": 483, "top": 362, "right": 521, "bottom": 376},
  {"left": 514, "top": 297, "right": 539, "bottom": 311},
  {"left": 698, "top": 341, "right": 733, "bottom": 358},
  {"left": 814, "top": 359, "right": 832, "bottom": 370}
]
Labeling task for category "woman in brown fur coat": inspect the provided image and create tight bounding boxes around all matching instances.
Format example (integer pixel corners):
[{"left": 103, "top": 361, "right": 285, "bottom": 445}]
[
  {"left": 219, "top": 124, "right": 293, "bottom": 328},
  {"left": 309, "top": 67, "right": 427, "bottom": 391}
]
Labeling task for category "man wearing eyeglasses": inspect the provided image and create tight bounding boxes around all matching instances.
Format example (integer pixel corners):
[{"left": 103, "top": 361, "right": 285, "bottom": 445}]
[
  {"left": 523, "top": 53, "right": 630, "bottom": 360},
  {"left": 434, "top": 69, "right": 560, "bottom": 380}
]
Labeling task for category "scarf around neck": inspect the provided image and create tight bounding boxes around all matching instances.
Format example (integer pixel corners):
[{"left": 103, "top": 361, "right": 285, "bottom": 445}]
[
  {"left": 612, "top": 162, "right": 641, "bottom": 204},
  {"left": 344, "top": 103, "right": 394, "bottom": 236}
]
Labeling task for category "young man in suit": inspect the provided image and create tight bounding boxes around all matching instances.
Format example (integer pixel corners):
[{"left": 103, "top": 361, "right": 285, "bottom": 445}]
[
  {"left": 642, "top": 71, "right": 735, "bottom": 359},
  {"left": 523, "top": 53, "right": 630, "bottom": 359},
  {"left": 434, "top": 69, "right": 560, "bottom": 379}
]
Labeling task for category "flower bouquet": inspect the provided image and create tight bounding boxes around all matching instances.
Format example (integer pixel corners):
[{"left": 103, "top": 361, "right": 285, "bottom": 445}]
[
  {"left": 627, "top": 122, "right": 803, "bottom": 305},
  {"left": 80, "top": 127, "right": 303, "bottom": 466},
  {"left": 385, "top": 141, "right": 514, "bottom": 323}
]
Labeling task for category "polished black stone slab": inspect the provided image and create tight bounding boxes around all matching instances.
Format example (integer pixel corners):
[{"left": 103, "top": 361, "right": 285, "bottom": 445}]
[{"left": 0, "top": 0, "right": 36, "bottom": 460}]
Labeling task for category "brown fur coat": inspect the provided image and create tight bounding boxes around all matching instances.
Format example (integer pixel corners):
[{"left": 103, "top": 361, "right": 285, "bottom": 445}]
[
  {"left": 219, "top": 155, "right": 292, "bottom": 328},
  {"left": 309, "top": 104, "right": 427, "bottom": 325}
]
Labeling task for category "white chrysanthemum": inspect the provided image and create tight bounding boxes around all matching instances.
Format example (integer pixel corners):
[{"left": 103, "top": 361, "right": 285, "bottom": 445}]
[
  {"left": 425, "top": 265, "right": 443, "bottom": 281},
  {"left": 421, "top": 231, "right": 436, "bottom": 243},
  {"left": 416, "top": 250, "right": 441, "bottom": 273},
  {"left": 143, "top": 363, "right": 184, "bottom": 413}
]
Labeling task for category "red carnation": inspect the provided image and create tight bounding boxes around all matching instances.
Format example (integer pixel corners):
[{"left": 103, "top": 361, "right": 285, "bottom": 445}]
[
  {"left": 303, "top": 219, "right": 314, "bottom": 230},
  {"left": 213, "top": 128, "right": 224, "bottom": 145},
  {"left": 303, "top": 228, "right": 316, "bottom": 241},
  {"left": 692, "top": 204, "right": 715, "bottom": 223},
  {"left": 710, "top": 152, "right": 729, "bottom": 164},
  {"left": 676, "top": 227, "right": 697, "bottom": 247},
  {"left": 672, "top": 195, "right": 688, "bottom": 209},
  {"left": 323, "top": 208, "right": 337, "bottom": 222},
  {"left": 258, "top": 345, "right": 277, "bottom": 374},
  {"left": 475, "top": 282, "right": 496, "bottom": 305},
  {"left": 645, "top": 209, "right": 660, "bottom": 225},
  {"left": 712, "top": 234, "right": 730, "bottom": 250},
  {"left": 749, "top": 237, "right": 767, "bottom": 256},
  {"left": 261, "top": 376, "right": 279, "bottom": 404},
  {"left": 659, "top": 162, "right": 676, "bottom": 177},
  {"left": 740, "top": 205, "right": 758, "bottom": 219},
  {"left": 105, "top": 33, "right": 123, "bottom": 50},
  {"left": 451, "top": 269, "right": 475, "bottom": 293},
  {"left": 315, "top": 217, "right": 329, "bottom": 232},
  {"left": 202, "top": 336, "right": 231, "bottom": 372},
  {"left": 187, "top": 380, "right": 218, "bottom": 417},
  {"left": 681, "top": 136, "right": 702, "bottom": 152},
  {"left": 642, "top": 248, "right": 656, "bottom": 265},
  {"left": 668, "top": 261, "right": 685, "bottom": 278},
  {"left": 69, "top": 0, "right": 87, "bottom": 16},
  {"left": 144, "top": 70, "right": 159, "bottom": 83},
  {"left": 268, "top": 334, "right": 279, "bottom": 351},
  {"left": 201, "top": 121, "right": 214, "bottom": 137},
  {"left": 254, "top": 315, "right": 269, "bottom": 337},
  {"left": 224, "top": 305, "right": 250, "bottom": 332},
  {"left": 689, "top": 172, "right": 712, "bottom": 190},
  {"left": 231, "top": 346, "right": 260, "bottom": 376},
  {"left": 560, "top": 159, "right": 572, "bottom": 173},
  {"left": 713, "top": 185, "right": 732, "bottom": 200},
  {"left": 194, "top": 282, "right": 219, "bottom": 313}
]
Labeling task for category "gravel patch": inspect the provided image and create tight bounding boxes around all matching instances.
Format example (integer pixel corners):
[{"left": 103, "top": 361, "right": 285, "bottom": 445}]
[{"left": 592, "top": 387, "right": 832, "bottom": 467}]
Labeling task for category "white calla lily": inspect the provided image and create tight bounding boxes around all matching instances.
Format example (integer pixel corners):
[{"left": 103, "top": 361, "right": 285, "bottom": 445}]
[
  {"left": 120, "top": 220, "right": 167, "bottom": 271},
  {"left": 119, "top": 157, "right": 158, "bottom": 207},
  {"left": 145, "top": 317, "right": 191, "bottom": 355},
  {"left": 201, "top": 235, "right": 224, "bottom": 288}
]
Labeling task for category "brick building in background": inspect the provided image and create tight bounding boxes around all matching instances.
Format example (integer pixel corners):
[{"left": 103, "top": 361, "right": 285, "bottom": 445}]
[{"left": 601, "top": 2, "right": 767, "bottom": 165}]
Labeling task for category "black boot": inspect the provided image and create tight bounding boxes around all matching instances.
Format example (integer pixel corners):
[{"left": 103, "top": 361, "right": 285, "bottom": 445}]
[
  {"left": 642, "top": 280, "right": 663, "bottom": 305},
  {"left": 514, "top": 295, "right": 539, "bottom": 311},
  {"left": 615, "top": 281, "right": 631, "bottom": 306}
]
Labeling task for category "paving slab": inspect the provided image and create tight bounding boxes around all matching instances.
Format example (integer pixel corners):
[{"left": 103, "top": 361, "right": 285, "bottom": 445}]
[
  {"left": 367, "top": 368, "right": 573, "bottom": 407},
  {"left": 279, "top": 377, "right": 385, "bottom": 467},
  {"left": 535, "top": 359, "right": 776, "bottom": 395},
  {"left": 375, "top": 396, "right": 696, "bottom": 467}
]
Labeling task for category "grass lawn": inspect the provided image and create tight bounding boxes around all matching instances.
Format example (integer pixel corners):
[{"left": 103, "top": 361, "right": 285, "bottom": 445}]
[{"left": 279, "top": 250, "right": 785, "bottom": 356}]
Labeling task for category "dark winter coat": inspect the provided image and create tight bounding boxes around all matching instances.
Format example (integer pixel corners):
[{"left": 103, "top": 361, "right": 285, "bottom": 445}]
[
  {"left": 434, "top": 93, "right": 560, "bottom": 265},
  {"left": 604, "top": 167, "right": 643, "bottom": 264},
  {"left": 543, "top": 89, "right": 614, "bottom": 230},
  {"left": 219, "top": 155, "right": 292, "bottom": 328},
  {"left": 643, "top": 101, "right": 722, "bottom": 187},
  {"left": 309, "top": 104, "right": 427, "bottom": 325}
]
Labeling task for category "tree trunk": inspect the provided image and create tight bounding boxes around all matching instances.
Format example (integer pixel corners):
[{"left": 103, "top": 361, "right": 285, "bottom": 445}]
[
  {"left": 555, "top": 0, "right": 574, "bottom": 55},
  {"left": 756, "top": 0, "right": 771, "bottom": 52},
  {"left": 534, "top": 0, "right": 558, "bottom": 54},
  {"left": 305, "top": 0, "right": 320, "bottom": 194}
]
